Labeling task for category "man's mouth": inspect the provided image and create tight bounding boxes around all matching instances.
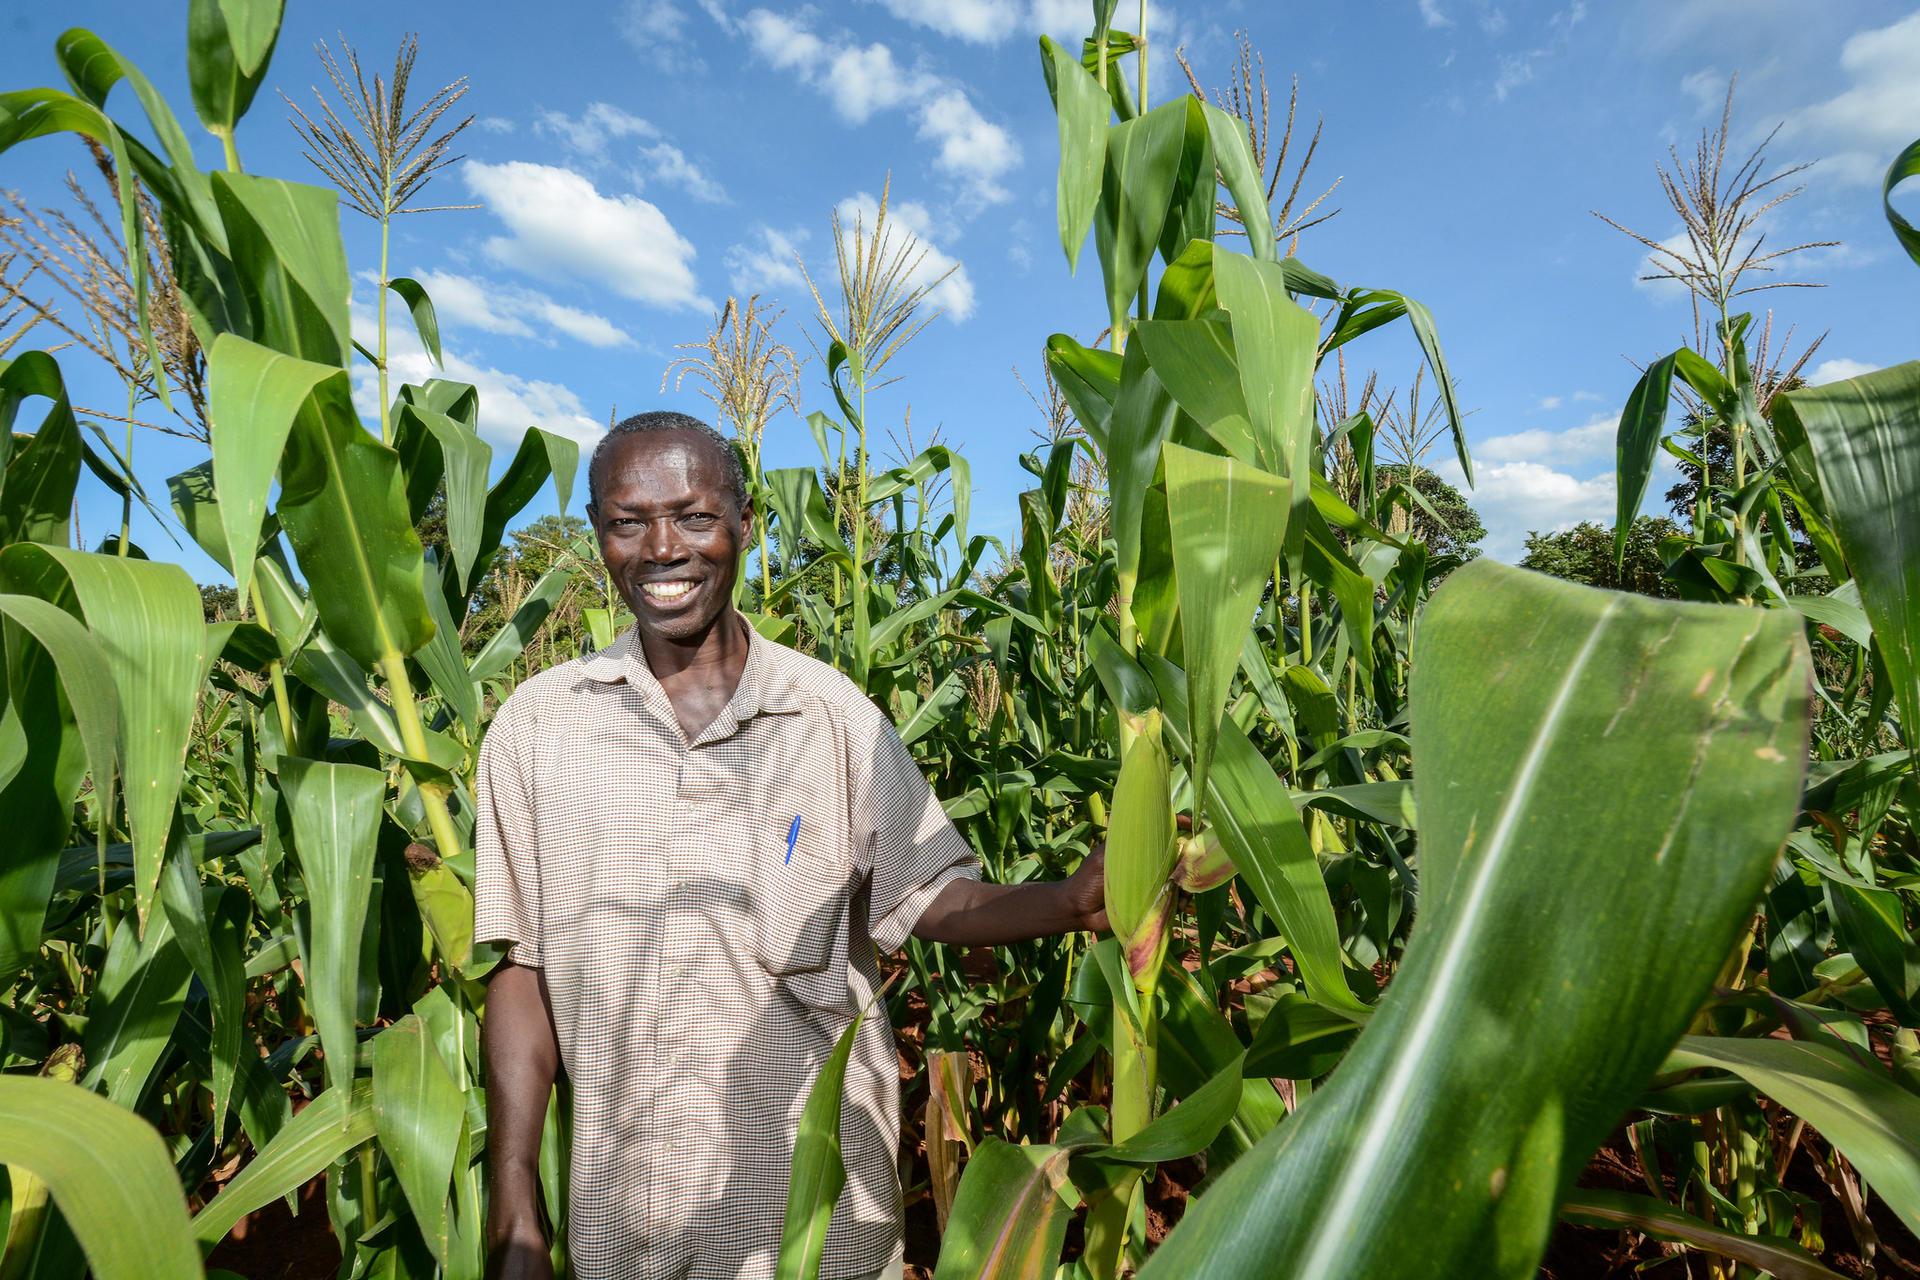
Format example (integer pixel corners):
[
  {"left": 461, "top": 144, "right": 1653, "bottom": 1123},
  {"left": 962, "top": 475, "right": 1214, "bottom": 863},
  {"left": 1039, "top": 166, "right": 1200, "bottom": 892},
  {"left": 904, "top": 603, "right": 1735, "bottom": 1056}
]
[{"left": 638, "top": 578, "right": 700, "bottom": 604}]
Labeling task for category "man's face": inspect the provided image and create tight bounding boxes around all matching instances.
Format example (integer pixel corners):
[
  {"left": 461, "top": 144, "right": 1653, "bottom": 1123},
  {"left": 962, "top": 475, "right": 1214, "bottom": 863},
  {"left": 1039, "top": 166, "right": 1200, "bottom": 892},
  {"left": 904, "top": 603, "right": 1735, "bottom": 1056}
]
[{"left": 588, "top": 431, "right": 750, "bottom": 644}]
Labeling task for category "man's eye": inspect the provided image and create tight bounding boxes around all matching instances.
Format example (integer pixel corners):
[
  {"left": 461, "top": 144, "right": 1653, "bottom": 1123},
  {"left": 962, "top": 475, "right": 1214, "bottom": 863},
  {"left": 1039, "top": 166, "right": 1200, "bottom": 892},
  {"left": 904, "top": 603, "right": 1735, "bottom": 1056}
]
[{"left": 683, "top": 514, "right": 717, "bottom": 526}]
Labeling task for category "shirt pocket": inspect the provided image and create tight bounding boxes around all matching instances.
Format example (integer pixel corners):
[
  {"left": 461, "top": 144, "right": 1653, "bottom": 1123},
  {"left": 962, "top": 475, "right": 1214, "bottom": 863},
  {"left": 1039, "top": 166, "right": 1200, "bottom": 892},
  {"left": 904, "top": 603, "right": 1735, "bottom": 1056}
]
[{"left": 747, "top": 804, "right": 855, "bottom": 1015}]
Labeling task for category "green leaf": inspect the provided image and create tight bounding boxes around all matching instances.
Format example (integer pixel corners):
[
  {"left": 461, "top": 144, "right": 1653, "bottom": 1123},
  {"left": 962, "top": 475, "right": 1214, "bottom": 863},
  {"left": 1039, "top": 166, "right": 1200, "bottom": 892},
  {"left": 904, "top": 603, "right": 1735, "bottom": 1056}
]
[
  {"left": 186, "top": 0, "right": 281, "bottom": 136},
  {"left": 1614, "top": 352, "right": 1677, "bottom": 567},
  {"left": 210, "top": 172, "right": 350, "bottom": 364},
  {"left": 1401, "top": 294, "right": 1471, "bottom": 486},
  {"left": 1094, "top": 100, "right": 1188, "bottom": 330},
  {"left": 0, "top": 1076, "right": 202, "bottom": 1280},
  {"left": 1105, "top": 343, "right": 1179, "bottom": 629},
  {"left": 395, "top": 401, "right": 489, "bottom": 593},
  {"left": 1039, "top": 35, "right": 1108, "bottom": 273},
  {"left": 1103, "top": 724, "right": 1175, "bottom": 989},
  {"left": 274, "top": 379, "right": 436, "bottom": 668},
  {"left": 1824, "top": 880, "right": 1919, "bottom": 1024},
  {"left": 1133, "top": 317, "right": 1256, "bottom": 461},
  {"left": 281, "top": 756, "right": 384, "bottom": 1096},
  {"left": 468, "top": 565, "right": 572, "bottom": 683},
  {"left": 1097, "top": 1051, "right": 1246, "bottom": 1164},
  {"left": 1560, "top": 1189, "right": 1844, "bottom": 1280},
  {"left": 1774, "top": 363, "right": 1920, "bottom": 754},
  {"left": 1144, "top": 560, "right": 1813, "bottom": 1279},
  {"left": 194, "top": 1079, "right": 376, "bottom": 1244},
  {"left": 1885, "top": 137, "right": 1920, "bottom": 268},
  {"left": 159, "top": 845, "right": 247, "bottom": 1140},
  {"left": 1200, "top": 103, "right": 1274, "bottom": 262},
  {"left": 1162, "top": 443, "right": 1290, "bottom": 812},
  {"left": 80, "top": 903, "right": 192, "bottom": 1108},
  {"left": 1212, "top": 250, "right": 1318, "bottom": 493},
  {"left": 0, "top": 591, "right": 118, "bottom": 841},
  {"left": 470, "top": 425, "right": 580, "bottom": 597},
  {"left": 373, "top": 1015, "right": 464, "bottom": 1267},
  {"left": 206, "top": 332, "right": 339, "bottom": 604},
  {"left": 416, "top": 553, "right": 480, "bottom": 731},
  {"left": 0, "top": 351, "right": 84, "bottom": 546},
  {"left": 933, "top": 1138, "right": 1084, "bottom": 1280},
  {"left": 1043, "top": 334, "right": 1122, "bottom": 450},
  {"left": 1667, "top": 1035, "right": 1920, "bottom": 1236},
  {"left": 1141, "top": 649, "right": 1364, "bottom": 1017},
  {"left": 776, "top": 1005, "right": 869, "bottom": 1280},
  {"left": 388, "top": 276, "right": 444, "bottom": 367},
  {"left": 1243, "top": 992, "right": 1361, "bottom": 1079},
  {"left": 0, "top": 546, "right": 206, "bottom": 927}
]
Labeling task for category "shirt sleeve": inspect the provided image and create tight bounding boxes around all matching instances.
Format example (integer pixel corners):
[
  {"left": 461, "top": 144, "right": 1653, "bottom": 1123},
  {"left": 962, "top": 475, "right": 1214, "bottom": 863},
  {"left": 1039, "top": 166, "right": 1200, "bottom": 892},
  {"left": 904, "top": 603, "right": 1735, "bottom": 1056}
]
[
  {"left": 473, "top": 702, "right": 543, "bottom": 968},
  {"left": 855, "top": 714, "right": 981, "bottom": 953}
]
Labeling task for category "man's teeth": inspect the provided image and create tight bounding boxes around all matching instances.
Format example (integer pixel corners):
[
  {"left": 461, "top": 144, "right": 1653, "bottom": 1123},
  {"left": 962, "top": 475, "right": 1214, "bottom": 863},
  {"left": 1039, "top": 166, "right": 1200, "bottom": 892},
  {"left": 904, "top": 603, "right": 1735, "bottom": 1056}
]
[{"left": 641, "top": 580, "right": 695, "bottom": 600}]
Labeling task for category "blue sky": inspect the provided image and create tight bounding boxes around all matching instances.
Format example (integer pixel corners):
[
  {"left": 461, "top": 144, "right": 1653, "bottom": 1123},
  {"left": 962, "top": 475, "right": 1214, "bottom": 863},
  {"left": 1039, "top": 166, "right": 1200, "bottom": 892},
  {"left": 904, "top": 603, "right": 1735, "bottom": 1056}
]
[{"left": 4, "top": 0, "right": 1917, "bottom": 576}]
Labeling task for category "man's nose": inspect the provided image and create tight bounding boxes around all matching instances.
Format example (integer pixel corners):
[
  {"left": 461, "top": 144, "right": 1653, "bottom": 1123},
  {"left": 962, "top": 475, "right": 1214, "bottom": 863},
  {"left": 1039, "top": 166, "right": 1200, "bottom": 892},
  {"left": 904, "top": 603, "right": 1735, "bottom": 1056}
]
[{"left": 639, "top": 520, "right": 685, "bottom": 563}]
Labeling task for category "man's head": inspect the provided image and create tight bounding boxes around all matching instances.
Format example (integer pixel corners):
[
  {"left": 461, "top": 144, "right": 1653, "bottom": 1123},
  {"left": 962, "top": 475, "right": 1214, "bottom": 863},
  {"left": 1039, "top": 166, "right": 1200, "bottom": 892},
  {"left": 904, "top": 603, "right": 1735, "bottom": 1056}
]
[{"left": 586, "top": 412, "right": 751, "bottom": 644}]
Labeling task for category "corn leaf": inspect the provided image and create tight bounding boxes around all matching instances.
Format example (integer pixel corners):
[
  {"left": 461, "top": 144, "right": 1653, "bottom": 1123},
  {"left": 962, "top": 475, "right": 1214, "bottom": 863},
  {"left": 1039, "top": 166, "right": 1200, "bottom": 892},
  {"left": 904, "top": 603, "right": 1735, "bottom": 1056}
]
[
  {"left": 1094, "top": 99, "right": 1188, "bottom": 331},
  {"left": 0, "top": 545, "right": 206, "bottom": 927},
  {"left": 210, "top": 172, "right": 350, "bottom": 365},
  {"left": 280, "top": 756, "right": 384, "bottom": 1096},
  {"left": 1886, "top": 137, "right": 1920, "bottom": 267},
  {"left": 274, "top": 381, "right": 435, "bottom": 669},
  {"left": 1144, "top": 560, "right": 1812, "bottom": 1278},
  {"left": 186, "top": 0, "right": 280, "bottom": 136},
  {"left": 1200, "top": 102, "right": 1274, "bottom": 263},
  {"left": 933, "top": 1138, "right": 1085, "bottom": 1280},
  {"left": 158, "top": 846, "right": 247, "bottom": 1140},
  {"left": 395, "top": 401, "right": 488, "bottom": 594},
  {"left": 1104, "top": 343, "right": 1179, "bottom": 622},
  {"left": 1667, "top": 1034, "right": 1920, "bottom": 1236},
  {"left": 1613, "top": 352, "right": 1678, "bottom": 567},
  {"left": 388, "top": 276, "right": 444, "bottom": 367},
  {"left": 79, "top": 902, "right": 191, "bottom": 1108},
  {"left": 194, "top": 1079, "right": 376, "bottom": 1243},
  {"left": 1162, "top": 443, "right": 1289, "bottom": 811},
  {"left": 1774, "top": 363, "right": 1920, "bottom": 753},
  {"left": 775, "top": 1005, "right": 868, "bottom": 1280},
  {"left": 1560, "top": 1189, "right": 1844, "bottom": 1280},
  {"left": 0, "top": 351, "right": 84, "bottom": 547},
  {"left": 1039, "top": 35, "right": 1107, "bottom": 273},
  {"left": 1212, "top": 251, "right": 1318, "bottom": 494},
  {"left": 467, "top": 565, "right": 573, "bottom": 683},
  {"left": 373, "top": 1015, "right": 464, "bottom": 1267},
  {"left": 0, "top": 1077, "right": 201, "bottom": 1280}
]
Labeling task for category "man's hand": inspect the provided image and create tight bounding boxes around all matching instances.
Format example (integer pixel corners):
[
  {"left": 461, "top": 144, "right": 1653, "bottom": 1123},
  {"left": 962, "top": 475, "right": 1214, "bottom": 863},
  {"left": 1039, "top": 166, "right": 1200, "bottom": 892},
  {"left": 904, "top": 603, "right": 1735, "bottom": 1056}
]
[
  {"left": 484, "top": 960, "right": 559, "bottom": 1280},
  {"left": 1061, "top": 840, "right": 1108, "bottom": 933}
]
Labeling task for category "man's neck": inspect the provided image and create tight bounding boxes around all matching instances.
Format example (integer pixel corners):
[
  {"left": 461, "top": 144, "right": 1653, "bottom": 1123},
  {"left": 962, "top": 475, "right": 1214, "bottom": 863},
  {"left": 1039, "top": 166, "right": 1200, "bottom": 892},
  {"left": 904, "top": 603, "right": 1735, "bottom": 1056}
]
[{"left": 636, "top": 608, "right": 750, "bottom": 691}]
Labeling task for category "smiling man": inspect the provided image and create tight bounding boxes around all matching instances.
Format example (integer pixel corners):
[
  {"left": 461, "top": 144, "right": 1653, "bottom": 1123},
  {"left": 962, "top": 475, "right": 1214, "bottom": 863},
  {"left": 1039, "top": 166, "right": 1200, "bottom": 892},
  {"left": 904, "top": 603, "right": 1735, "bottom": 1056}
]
[{"left": 477, "top": 411, "right": 1107, "bottom": 1280}]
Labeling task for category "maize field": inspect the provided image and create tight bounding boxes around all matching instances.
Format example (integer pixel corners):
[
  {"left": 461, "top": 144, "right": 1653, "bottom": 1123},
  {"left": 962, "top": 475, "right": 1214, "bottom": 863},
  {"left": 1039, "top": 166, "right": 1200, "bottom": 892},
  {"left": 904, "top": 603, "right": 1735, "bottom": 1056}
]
[{"left": 0, "top": 2, "right": 1917, "bottom": 1278}]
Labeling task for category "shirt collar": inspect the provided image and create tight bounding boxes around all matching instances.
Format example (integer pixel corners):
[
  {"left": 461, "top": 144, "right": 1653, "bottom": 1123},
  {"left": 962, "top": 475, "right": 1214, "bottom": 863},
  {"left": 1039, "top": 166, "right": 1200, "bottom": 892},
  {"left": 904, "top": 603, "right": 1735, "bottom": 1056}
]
[{"left": 581, "top": 612, "right": 804, "bottom": 723}]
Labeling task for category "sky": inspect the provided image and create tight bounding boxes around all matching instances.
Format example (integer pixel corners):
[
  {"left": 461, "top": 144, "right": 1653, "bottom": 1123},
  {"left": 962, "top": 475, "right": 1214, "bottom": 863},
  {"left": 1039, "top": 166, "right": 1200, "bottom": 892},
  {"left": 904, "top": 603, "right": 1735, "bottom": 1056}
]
[{"left": 4, "top": 0, "right": 1917, "bottom": 575}]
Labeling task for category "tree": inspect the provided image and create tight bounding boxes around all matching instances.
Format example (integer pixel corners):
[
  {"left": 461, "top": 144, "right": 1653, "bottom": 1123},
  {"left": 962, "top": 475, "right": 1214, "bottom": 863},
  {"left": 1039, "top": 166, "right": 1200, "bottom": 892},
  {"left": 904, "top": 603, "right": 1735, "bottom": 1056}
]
[
  {"left": 1519, "top": 518, "right": 1679, "bottom": 598},
  {"left": 1377, "top": 465, "right": 1486, "bottom": 562}
]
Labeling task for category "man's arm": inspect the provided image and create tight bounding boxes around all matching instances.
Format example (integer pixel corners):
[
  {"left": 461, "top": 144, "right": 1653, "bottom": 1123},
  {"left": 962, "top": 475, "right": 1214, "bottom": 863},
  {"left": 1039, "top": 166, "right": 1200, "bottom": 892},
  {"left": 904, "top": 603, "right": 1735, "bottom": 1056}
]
[
  {"left": 910, "top": 845, "right": 1106, "bottom": 946},
  {"left": 484, "top": 960, "right": 560, "bottom": 1280}
]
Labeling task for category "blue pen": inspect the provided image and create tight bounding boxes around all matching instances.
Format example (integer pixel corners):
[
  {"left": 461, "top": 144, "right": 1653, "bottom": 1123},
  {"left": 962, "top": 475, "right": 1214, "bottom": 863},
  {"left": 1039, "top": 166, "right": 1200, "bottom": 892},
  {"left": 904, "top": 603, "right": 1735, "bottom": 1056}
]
[{"left": 784, "top": 814, "right": 802, "bottom": 865}]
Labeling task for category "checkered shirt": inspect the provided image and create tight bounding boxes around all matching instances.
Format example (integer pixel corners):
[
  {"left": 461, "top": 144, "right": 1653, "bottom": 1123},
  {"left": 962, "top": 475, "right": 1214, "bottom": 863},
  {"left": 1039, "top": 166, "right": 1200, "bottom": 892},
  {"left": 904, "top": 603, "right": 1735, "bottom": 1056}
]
[{"left": 474, "top": 618, "right": 980, "bottom": 1280}]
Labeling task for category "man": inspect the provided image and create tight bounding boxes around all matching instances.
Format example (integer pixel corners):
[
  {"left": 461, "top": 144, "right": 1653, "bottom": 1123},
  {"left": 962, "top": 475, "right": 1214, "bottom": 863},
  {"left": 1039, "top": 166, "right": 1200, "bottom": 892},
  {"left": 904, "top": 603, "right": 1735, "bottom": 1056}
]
[{"left": 477, "top": 411, "right": 1107, "bottom": 1280}]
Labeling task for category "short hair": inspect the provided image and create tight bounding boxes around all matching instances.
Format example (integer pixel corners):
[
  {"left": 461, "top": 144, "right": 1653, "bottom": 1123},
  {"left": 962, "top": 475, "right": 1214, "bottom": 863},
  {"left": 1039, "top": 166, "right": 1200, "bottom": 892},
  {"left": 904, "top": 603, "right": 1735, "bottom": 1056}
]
[{"left": 587, "top": 411, "right": 748, "bottom": 512}]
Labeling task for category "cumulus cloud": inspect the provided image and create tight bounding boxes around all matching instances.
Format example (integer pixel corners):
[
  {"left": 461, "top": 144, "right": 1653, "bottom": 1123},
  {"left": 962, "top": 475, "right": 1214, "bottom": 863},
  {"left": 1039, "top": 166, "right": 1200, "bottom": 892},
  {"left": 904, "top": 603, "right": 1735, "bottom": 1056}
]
[
  {"left": 1778, "top": 12, "right": 1920, "bottom": 186},
  {"left": 1808, "top": 357, "right": 1880, "bottom": 385},
  {"left": 1537, "top": 394, "right": 1563, "bottom": 410},
  {"left": 873, "top": 0, "right": 1177, "bottom": 44},
  {"left": 411, "top": 269, "right": 635, "bottom": 349},
  {"left": 350, "top": 300, "right": 605, "bottom": 449},
  {"left": 740, "top": 8, "right": 1020, "bottom": 203},
  {"left": 1439, "top": 410, "right": 1664, "bottom": 561},
  {"left": 725, "top": 225, "right": 811, "bottom": 294},
  {"left": 532, "top": 104, "right": 728, "bottom": 203},
  {"left": 837, "top": 191, "right": 976, "bottom": 321},
  {"left": 1418, "top": 0, "right": 1451, "bottom": 27},
  {"left": 620, "top": 0, "right": 707, "bottom": 70},
  {"left": 463, "top": 160, "right": 708, "bottom": 311}
]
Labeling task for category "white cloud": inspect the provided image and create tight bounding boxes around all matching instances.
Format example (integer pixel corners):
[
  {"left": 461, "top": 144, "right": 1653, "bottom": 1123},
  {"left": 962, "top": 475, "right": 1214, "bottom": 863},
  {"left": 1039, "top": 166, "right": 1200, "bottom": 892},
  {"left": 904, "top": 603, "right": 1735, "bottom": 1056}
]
[
  {"left": 1537, "top": 394, "right": 1563, "bottom": 410},
  {"left": 477, "top": 116, "right": 515, "bottom": 134},
  {"left": 1473, "top": 412, "right": 1617, "bottom": 465},
  {"left": 1493, "top": 2, "right": 1587, "bottom": 102},
  {"left": 1029, "top": 0, "right": 1090, "bottom": 38},
  {"left": 1419, "top": 0, "right": 1452, "bottom": 27},
  {"left": 533, "top": 102, "right": 658, "bottom": 161},
  {"left": 1778, "top": 12, "right": 1920, "bottom": 186},
  {"left": 1808, "top": 357, "right": 1880, "bottom": 385},
  {"left": 741, "top": 8, "right": 1021, "bottom": 203},
  {"left": 621, "top": 0, "right": 706, "bottom": 70},
  {"left": 350, "top": 300, "right": 605, "bottom": 448},
  {"left": 412, "top": 268, "right": 637, "bottom": 349},
  {"left": 725, "top": 225, "right": 811, "bottom": 294},
  {"left": 1680, "top": 66, "right": 1726, "bottom": 113},
  {"left": 1573, "top": 389, "right": 1604, "bottom": 403},
  {"left": 533, "top": 105, "right": 727, "bottom": 202},
  {"left": 463, "top": 160, "right": 708, "bottom": 312},
  {"left": 837, "top": 191, "right": 977, "bottom": 321},
  {"left": 1442, "top": 410, "right": 1659, "bottom": 561},
  {"left": 874, "top": 0, "right": 1023, "bottom": 42}
]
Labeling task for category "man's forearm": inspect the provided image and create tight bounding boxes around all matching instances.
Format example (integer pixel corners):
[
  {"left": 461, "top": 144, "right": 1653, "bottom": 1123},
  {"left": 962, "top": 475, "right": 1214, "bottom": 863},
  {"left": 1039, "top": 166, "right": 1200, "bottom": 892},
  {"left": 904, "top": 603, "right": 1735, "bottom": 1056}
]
[
  {"left": 483, "top": 960, "right": 560, "bottom": 1275},
  {"left": 910, "top": 877, "right": 1088, "bottom": 946}
]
